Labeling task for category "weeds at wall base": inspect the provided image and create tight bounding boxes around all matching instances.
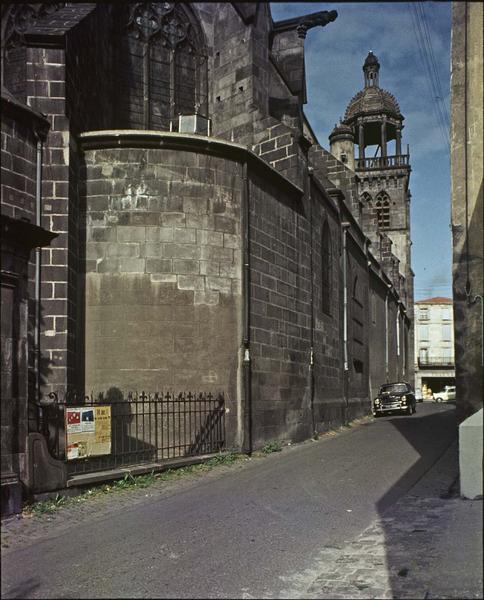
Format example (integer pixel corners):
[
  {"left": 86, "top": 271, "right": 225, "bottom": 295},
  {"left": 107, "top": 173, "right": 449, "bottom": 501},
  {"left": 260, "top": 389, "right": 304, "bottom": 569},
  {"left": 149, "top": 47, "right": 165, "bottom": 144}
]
[
  {"left": 20, "top": 416, "right": 371, "bottom": 518},
  {"left": 20, "top": 452, "right": 243, "bottom": 517}
]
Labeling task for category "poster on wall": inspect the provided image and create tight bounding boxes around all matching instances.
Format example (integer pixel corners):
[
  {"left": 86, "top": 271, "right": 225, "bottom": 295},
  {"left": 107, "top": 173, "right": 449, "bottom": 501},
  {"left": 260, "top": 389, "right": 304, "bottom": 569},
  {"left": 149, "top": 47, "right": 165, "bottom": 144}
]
[{"left": 65, "top": 406, "right": 111, "bottom": 460}]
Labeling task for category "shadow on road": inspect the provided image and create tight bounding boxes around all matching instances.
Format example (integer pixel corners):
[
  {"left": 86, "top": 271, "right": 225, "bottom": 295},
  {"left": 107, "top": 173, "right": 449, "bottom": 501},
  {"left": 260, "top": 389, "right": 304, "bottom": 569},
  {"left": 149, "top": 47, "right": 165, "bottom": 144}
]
[
  {"left": 375, "top": 403, "right": 460, "bottom": 598},
  {"left": 3, "top": 578, "right": 40, "bottom": 600}
]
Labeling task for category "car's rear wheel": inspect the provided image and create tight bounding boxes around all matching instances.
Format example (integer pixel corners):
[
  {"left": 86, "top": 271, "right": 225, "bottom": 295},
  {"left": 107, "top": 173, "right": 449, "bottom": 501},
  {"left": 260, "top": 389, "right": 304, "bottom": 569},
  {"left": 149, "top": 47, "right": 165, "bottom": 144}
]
[{"left": 435, "top": 397, "right": 443, "bottom": 403}]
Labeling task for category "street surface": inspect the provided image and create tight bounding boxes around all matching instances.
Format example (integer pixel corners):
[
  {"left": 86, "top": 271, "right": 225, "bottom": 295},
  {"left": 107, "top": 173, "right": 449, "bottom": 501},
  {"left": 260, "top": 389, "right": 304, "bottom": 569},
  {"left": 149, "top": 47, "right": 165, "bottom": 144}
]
[{"left": 2, "top": 403, "right": 472, "bottom": 599}]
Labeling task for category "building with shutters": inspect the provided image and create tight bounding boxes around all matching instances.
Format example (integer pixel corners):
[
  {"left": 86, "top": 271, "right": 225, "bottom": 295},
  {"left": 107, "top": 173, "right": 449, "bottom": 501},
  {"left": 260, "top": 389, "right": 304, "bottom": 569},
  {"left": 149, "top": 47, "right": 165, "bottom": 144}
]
[{"left": 413, "top": 297, "right": 455, "bottom": 399}]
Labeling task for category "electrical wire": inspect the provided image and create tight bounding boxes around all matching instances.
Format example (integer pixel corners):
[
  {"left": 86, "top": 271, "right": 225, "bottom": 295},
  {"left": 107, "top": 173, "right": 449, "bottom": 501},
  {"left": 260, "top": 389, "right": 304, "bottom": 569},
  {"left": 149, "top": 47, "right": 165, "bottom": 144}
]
[
  {"left": 408, "top": 2, "right": 450, "bottom": 152},
  {"left": 416, "top": 2, "right": 450, "bottom": 147},
  {"left": 417, "top": 2, "right": 450, "bottom": 124}
]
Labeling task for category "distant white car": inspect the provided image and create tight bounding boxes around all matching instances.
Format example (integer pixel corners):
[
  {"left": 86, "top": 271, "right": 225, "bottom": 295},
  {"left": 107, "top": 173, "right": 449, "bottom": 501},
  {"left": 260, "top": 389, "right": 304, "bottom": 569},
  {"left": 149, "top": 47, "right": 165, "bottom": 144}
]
[{"left": 434, "top": 385, "right": 456, "bottom": 403}]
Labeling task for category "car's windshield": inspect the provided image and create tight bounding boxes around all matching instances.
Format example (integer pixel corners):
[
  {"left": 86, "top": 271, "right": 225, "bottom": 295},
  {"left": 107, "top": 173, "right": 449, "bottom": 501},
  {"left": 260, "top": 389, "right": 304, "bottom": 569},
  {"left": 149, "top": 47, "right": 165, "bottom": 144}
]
[{"left": 380, "top": 383, "right": 407, "bottom": 393}]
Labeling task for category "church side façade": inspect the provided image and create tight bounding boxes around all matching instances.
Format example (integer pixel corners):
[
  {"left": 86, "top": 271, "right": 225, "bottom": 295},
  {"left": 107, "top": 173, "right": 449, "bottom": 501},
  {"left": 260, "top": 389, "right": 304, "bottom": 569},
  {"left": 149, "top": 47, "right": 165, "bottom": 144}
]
[{"left": 1, "top": 3, "right": 414, "bottom": 509}]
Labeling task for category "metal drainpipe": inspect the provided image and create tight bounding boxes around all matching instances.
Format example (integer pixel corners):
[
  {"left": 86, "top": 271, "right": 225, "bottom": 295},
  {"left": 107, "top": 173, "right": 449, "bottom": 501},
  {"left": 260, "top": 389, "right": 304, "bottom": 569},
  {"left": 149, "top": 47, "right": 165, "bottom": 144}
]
[
  {"left": 34, "top": 133, "right": 43, "bottom": 410},
  {"left": 385, "top": 286, "right": 391, "bottom": 382},
  {"left": 308, "top": 170, "right": 315, "bottom": 437},
  {"left": 401, "top": 307, "right": 407, "bottom": 379},
  {"left": 242, "top": 159, "right": 252, "bottom": 455},
  {"left": 342, "top": 222, "right": 350, "bottom": 424},
  {"left": 365, "top": 239, "right": 372, "bottom": 405}
]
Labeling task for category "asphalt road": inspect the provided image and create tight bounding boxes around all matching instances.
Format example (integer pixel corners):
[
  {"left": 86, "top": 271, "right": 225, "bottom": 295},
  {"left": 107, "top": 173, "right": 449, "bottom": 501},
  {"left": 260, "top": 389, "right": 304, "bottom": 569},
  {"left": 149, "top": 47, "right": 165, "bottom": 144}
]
[{"left": 1, "top": 403, "right": 457, "bottom": 599}]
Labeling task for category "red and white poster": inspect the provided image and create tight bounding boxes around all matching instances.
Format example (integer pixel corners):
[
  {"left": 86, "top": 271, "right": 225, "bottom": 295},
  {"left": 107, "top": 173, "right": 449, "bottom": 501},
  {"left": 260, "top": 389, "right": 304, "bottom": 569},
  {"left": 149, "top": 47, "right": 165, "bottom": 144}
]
[
  {"left": 66, "top": 409, "right": 82, "bottom": 433},
  {"left": 65, "top": 406, "right": 111, "bottom": 460}
]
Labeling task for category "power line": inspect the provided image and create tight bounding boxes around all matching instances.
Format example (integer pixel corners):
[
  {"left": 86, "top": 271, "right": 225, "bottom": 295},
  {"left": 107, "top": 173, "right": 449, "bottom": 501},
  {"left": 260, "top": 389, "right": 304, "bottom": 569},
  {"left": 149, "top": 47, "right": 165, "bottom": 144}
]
[
  {"left": 407, "top": 2, "right": 450, "bottom": 153},
  {"left": 418, "top": 3, "right": 450, "bottom": 124},
  {"left": 416, "top": 3, "right": 450, "bottom": 140}
]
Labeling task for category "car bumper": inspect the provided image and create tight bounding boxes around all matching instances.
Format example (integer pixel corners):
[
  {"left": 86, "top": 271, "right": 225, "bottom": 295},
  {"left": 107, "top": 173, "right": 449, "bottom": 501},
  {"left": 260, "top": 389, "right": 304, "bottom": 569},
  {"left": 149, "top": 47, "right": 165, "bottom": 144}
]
[{"left": 373, "top": 405, "right": 408, "bottom": 414}]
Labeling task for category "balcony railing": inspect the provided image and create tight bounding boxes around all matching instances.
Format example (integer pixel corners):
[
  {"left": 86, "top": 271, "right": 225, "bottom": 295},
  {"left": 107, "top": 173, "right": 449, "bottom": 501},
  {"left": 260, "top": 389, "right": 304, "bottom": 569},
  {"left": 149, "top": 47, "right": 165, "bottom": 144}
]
[
  {"left": 356, "top": 155, "right": 409, "bottom": 170},
  {"left": 417, "top": 356, "right": 455, "bottom": 367}
]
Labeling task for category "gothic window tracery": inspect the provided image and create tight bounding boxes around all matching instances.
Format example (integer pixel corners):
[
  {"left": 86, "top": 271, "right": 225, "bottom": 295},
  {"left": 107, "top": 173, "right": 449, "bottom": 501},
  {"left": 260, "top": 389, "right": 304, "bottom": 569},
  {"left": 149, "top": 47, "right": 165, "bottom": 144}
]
[
  {"left": 120, "top": 2, "right": 207, "bottom": 130},
  {"left": 2, "top": 3, "right": 65, "bottom": 97},
  {"left": 375, "top": 191, "right": 390, "bottom": 228},
  {"left": 2, "top": 3, "right": 65, "bottom": 50},
  {"left": 321, "top": 221, "right": 332, "bottom": 315}
]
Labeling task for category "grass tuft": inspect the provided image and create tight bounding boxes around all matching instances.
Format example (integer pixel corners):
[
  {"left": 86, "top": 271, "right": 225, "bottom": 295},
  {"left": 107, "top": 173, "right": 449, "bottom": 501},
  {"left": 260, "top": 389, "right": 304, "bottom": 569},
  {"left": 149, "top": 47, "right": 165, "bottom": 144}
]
[{"left": 261, "top": 440, "right": 282, "bottom": 454}]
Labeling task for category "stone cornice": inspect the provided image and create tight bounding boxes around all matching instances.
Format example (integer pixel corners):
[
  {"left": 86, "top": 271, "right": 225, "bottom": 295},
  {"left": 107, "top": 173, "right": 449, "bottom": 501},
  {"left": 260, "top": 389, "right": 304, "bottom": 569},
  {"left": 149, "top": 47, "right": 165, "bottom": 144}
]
[
  {"left": 78, "top": 130, "right": 304, "bottom": 198},
  {"left": 1, "top": 87, "right": 50, "bottom": 139},
  {"left": 272, "top": 10, "right": 337, "bottom": 39},
  {"left": 0, "top": 215, "right": 57, "bottom": 250}
]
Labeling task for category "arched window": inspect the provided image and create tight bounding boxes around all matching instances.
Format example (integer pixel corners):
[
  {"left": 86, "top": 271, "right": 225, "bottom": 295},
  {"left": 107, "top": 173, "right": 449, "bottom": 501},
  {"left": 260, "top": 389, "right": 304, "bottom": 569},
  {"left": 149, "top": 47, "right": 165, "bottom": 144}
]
[
  {"left": 321, "top": 221, "right": 332, "bottom": 315},
  {"left": 375, "top": 191, "right": 390, "bottom": 228},
  {"left": 119, "top": 2, "right": 208, "bottom": 130},
  {"left": 360, "top": 192, "right": 372, "bottom": 206}
]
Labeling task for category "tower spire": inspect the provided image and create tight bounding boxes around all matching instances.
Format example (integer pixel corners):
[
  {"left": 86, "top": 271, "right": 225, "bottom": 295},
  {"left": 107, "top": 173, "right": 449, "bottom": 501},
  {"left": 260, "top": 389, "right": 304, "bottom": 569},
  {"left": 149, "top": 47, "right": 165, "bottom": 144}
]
[{"left": 363, "top": 51, "right": 380, "bottom": 87}]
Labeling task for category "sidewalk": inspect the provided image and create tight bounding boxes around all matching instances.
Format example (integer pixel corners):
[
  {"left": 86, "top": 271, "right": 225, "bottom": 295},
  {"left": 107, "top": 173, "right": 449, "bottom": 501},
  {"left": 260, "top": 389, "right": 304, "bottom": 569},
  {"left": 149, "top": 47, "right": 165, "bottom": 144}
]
[{"left": 279, "top": 439, "right": 483, "bottom": 599}]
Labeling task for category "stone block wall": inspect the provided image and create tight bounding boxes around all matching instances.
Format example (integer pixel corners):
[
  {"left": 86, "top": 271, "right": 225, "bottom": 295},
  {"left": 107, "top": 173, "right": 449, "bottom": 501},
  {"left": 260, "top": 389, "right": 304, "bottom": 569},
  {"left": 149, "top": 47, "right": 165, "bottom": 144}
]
[
  {"left": 310, "top": 145, "right": 360, "bottom": 220},
  {"left": 65, "top": 5, "right": 113, "bottom": 135},
  {"left": 345, "top": 233, "right": 371, "bottom": 416},
  {"left": 368, "top": 275, "right": 388, "bottom": 399},
  {"left": 80, "top": 139, "right": 244, "bottom": 446},
  {"left": 310, "top": 184, "right": 345, "bottom": 429},
  {"left": 451, "top": 1, "right": 483, "bottom": 419},
  {"left": 253, "top": 120, "right": 307, "bottom": 189},
  {"left": 25, "top": 45, "right": 76, "bottom": 394},
  {"left": 249, "top": 171, "right": 312, "bottom": 445},
  {"left": 1, "top": 95, "right": 51, "bottom": 404},
  {"left": 1, "top": 109, "right": 38, "bottom": 223},
  {"left": 211, "top": 3, "right": 259, "bottom": 143}
]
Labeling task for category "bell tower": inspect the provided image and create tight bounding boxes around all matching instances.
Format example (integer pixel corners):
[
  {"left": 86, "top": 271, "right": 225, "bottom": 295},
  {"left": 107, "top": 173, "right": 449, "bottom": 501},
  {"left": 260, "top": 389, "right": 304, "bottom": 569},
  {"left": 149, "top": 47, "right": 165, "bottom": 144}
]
[{"left": 342, "top": 52, "right": 412, "bottom": 295}]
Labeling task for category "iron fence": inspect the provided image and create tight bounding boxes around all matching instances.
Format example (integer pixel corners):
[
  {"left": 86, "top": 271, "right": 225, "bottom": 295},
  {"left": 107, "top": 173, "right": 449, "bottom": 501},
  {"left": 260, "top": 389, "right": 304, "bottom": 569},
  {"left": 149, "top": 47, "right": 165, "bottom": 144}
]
[{"left": 37, "top": 390, "right": 225, "bottom": 476}]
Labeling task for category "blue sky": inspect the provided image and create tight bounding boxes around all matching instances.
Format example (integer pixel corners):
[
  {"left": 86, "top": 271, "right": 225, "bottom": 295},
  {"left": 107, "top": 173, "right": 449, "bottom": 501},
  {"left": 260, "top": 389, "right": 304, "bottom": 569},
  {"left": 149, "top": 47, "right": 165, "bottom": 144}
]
[{"left": 270, "top": 2, "right": 452, "bottom": 301}]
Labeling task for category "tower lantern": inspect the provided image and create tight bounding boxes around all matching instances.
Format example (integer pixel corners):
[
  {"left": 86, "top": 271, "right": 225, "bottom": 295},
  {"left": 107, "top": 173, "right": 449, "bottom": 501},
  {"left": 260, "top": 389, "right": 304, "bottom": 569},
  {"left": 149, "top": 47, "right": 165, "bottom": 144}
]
[{"left": 363, "top": 50, "right": 380, "bottom": 87}]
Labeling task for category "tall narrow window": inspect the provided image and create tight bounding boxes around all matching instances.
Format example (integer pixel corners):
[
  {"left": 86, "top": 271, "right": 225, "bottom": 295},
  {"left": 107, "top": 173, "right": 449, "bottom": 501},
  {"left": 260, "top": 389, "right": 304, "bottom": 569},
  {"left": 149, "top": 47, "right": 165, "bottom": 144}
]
[
  {"left": 321, "top": 221, "right": 332, "bottom": 315},
  {"left": 352, "top": 275, "right": 361, "bottom": 305},
  {"left": 120, "top": 2, "right": 207, "bottom": 130},
  {"left": 351, "top": 273, "right": 365, "bottom": 374},
  {"left": 375, "top": 191, "right": 390, "bottom": 228},
  {"left": 419, "top": 306, "right": 429, "bottom": 320}
]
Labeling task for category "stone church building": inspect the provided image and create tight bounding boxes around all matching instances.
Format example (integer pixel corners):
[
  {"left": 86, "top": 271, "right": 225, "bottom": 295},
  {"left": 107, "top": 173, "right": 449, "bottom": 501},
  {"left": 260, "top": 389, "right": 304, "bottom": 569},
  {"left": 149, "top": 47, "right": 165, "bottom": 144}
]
[{"left": 1, "top": 3, "right": 414, "bottom": 511}]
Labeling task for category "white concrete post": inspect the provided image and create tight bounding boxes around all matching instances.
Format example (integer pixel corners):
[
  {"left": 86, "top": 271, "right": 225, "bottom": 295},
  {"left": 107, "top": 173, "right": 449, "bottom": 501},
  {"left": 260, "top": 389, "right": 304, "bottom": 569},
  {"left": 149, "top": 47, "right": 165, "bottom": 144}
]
[{"left": 459, "top": 408, "right": 483, "bottom": 499}]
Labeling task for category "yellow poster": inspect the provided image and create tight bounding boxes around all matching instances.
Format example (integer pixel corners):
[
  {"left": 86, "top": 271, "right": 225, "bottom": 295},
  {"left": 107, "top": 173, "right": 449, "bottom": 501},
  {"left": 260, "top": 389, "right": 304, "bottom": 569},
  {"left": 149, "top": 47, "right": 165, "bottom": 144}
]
[{"left": 65, "top": 406, "right": 111, "bottom": 460}]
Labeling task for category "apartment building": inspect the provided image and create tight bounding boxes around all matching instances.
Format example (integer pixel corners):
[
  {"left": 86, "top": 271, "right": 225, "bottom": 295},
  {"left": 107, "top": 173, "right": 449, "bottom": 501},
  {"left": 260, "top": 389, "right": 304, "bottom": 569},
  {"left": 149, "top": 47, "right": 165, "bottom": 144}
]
[{"left": 414, "top": 297, "right": 455, "bottom": 399}]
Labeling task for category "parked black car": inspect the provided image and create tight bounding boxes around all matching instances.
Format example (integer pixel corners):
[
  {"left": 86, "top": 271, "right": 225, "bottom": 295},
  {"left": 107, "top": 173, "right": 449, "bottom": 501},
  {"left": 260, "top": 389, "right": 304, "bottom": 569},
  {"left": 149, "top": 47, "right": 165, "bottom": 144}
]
[{"left": 372, "top": 382, "right": 416, "bottom": 417}]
